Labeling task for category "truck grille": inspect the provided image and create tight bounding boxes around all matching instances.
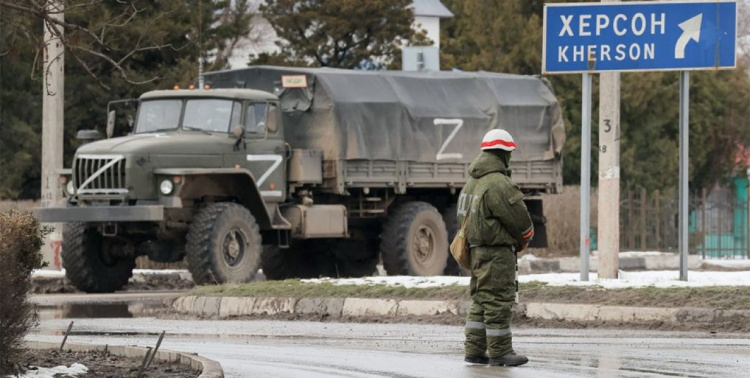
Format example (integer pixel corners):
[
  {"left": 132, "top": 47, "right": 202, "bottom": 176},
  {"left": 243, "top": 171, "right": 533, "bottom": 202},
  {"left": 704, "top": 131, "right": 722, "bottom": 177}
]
[{"left": 73, "top": 155, "right": 127, "bottom": 195}]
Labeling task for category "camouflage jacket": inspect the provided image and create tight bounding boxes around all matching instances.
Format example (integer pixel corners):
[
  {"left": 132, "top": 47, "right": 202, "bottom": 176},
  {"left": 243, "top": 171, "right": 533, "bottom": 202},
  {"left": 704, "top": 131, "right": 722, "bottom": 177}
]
[{"left": 457, "top": 151, "right": 534, "bottom": 250}]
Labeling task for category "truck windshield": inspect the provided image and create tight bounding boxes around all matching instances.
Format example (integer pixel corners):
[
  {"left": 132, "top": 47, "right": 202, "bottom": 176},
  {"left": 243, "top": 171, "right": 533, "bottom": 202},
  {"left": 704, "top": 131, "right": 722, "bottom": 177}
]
[
  {"left": 183, "top": 99, "right": 237, "bottom": 133},
  {"left": 135, "top": 98, "right": 239, "bottom": 134},
  {"left": 135, "top": 100, "right": 182, "bottom": 133}
]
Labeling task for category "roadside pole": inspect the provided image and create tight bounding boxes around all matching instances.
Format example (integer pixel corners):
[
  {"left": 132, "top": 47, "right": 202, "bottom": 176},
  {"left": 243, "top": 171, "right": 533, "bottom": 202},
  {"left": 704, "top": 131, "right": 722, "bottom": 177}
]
[
  {"left": 580, "top": 73, "right": 592, "bottom": 281},
  {"left": 597, "top": 0, "right": 621, "bottom": 280},
  {"left": 597, "top": 72, "right": 620, "bottom": 279},
  {"left": 679, "top": 72, "right": 690, "bottom": 281},
  {"left": 41, "top": 1, "right": 65, "bottom": 269}
]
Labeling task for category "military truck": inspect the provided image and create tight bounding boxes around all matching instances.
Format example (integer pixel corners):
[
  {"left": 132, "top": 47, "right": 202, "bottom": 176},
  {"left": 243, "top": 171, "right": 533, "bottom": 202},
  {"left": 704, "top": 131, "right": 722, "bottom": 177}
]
[{"left": 36, "top": 66, "right": 565, "bottom": 293}]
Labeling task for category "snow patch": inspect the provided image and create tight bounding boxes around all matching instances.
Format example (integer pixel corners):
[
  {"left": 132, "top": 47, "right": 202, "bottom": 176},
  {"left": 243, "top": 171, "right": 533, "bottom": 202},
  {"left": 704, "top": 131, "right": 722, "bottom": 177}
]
[
  {"left": 302, "top": 271, "right": 750, "bottom": 289},
  {"left": 32, "top": 269, "right": 189, "bottom": 278},
  {"left": 10, "top": 363, "right": 88, "bottom": 378}
]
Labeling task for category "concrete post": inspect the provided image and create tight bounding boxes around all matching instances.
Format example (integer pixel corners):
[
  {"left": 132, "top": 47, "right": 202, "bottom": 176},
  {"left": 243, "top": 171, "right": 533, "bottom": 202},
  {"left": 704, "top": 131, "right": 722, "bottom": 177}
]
[
  {"left": 41, "top": 1, "right": 65, "bottom": 269},
  {"left": 597, "top": 0, "right": 621, "bottom": 280}
]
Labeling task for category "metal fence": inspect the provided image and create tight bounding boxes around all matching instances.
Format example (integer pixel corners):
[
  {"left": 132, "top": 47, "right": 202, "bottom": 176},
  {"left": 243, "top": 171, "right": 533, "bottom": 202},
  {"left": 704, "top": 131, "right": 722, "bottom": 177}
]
[{"left": 619, "top": 181, "right": 749, "bottom": 259}]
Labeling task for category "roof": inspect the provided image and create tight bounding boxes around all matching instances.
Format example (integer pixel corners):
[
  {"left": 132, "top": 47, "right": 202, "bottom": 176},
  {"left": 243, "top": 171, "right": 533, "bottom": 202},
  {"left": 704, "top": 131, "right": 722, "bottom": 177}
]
[
  {"left": 410, "top": 0, "right": 453, "bottom": 18},
  {"left": 204, "top": 66, "right": 565, "bottom": 164},
  {"left": 140, "top": 88, "right": 278, "bottom": 102}
]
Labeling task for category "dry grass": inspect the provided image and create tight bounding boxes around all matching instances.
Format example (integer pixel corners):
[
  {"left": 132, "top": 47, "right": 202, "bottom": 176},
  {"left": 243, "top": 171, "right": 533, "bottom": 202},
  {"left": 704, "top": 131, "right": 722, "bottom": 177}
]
[
  {"left": 0, "top": 211, "right": 48, "bottom": 374},
  {"left": 531, "top": 186, "right": 598, "bottom": 257}
]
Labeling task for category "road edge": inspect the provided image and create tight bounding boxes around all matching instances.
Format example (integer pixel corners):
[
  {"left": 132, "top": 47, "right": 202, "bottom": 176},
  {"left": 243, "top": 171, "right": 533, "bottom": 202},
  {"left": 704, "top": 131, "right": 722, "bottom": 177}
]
[
  {"left": 25, "top": 340, "right": 224, "bottom": 378},
  {"left": 171, "top": 295, "right": 750, "bottom": 326}
]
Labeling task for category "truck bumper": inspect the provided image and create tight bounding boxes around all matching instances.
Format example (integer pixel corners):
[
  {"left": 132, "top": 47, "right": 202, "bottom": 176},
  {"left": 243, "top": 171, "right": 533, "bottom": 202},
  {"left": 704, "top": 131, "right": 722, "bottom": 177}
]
[{"left": 33, "top": 205, "right": 164, "bottom": 223}]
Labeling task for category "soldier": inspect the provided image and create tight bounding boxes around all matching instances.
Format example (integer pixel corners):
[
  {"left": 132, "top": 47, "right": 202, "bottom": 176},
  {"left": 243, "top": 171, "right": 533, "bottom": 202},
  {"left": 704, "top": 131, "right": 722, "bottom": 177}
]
[{"left": 458, "top": 129, "right": 534, "bottom": 367}]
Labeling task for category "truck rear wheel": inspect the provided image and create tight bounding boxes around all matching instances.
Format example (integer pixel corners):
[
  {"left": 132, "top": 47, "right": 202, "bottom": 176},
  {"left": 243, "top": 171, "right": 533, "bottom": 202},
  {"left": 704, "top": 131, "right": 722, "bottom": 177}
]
[
  {"left": 442, "top": 204, "right": 470, "bottom": 276},
  {"left": 185, "top": 203, "right": 262, "bottom": 285},
  {"left": 380, "top": 202, "right": 448, "bottom": 276},
  {"left": 62, "top": 223, "right": 135, "bottom": 293}
]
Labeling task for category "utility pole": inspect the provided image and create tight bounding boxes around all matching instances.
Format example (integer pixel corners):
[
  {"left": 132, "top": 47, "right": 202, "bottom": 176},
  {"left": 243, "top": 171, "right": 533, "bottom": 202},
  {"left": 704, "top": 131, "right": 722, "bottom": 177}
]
[
  {"left": 41, "top": 1, "right": 65, "bottom": 269},
  {"left": 597, "top": 0, "right": 621, "bottom": 280}
]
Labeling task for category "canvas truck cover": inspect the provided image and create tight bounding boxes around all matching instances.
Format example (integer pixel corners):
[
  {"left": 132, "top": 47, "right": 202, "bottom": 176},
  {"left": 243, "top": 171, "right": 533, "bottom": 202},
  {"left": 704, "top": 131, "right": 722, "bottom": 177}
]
[{"left": 205, "top": 66, "right": 565, "bottom": 164}]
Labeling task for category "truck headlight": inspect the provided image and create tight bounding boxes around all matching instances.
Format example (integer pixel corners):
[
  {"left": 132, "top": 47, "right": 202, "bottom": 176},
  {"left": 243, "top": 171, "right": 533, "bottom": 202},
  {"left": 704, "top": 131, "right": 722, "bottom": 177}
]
[
  {"left": 66, "top": 181, "right": 75, "bottom": 196},
  {"left": 159, "top": 179, "right": 174, "bottom": 195}
]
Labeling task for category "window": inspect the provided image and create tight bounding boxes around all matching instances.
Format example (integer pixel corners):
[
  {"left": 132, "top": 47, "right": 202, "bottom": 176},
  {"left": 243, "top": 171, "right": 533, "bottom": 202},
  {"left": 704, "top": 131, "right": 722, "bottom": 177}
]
[
  {"left": 245, "top": 103, "right": 268, "bottom": 134},
  {"left": 183, "top": 99, "right": 235, "bottom": 133},
  {"left": 135, "top": 100, "right": 182, "bottom": 133}
]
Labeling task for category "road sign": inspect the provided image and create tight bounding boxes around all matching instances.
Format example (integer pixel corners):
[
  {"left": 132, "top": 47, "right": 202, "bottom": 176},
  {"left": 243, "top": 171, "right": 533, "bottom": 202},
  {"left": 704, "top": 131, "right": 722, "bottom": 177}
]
[{"left": 543, "top": 1, "right": 737, "bottom": 74}]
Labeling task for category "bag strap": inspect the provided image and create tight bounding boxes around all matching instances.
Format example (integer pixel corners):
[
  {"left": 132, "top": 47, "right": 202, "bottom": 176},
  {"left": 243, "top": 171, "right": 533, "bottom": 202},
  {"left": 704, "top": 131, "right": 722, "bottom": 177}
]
[{"left": 459, "top": 196, "right": 474, "bottom": 231}]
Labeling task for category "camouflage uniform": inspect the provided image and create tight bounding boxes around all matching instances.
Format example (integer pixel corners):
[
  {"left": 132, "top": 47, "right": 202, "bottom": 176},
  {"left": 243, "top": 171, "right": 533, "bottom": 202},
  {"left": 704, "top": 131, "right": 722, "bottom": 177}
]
[{"left": 457, "top": 150, "right": 534, "bottom": 359}]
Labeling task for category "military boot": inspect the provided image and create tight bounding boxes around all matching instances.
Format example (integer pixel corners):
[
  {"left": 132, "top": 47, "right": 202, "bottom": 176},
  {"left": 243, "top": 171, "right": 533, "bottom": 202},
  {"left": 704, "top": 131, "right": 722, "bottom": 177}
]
[
  {"left": 489, "top": 351, "right": 528, "bottom": 367},
  {"left": 464, "top": 353, "right": 489, "bottom": 365}
]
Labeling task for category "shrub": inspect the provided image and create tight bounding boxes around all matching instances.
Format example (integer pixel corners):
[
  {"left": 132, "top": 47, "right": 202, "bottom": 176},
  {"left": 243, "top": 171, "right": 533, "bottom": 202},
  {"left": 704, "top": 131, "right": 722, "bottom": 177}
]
[{"left": 0, "top": 211, "right": 49, "bottom": 374}]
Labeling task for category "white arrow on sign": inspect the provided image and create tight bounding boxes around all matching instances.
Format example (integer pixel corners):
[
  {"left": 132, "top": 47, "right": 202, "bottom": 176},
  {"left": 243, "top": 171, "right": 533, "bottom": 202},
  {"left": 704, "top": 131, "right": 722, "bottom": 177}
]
[{"left": 675, "top": 14, "right": 703, "bottom": 59}]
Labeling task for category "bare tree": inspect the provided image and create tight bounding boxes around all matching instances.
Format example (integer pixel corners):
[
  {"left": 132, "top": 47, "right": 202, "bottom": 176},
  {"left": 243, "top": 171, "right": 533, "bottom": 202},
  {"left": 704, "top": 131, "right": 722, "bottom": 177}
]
[{"left": 0, "top": 0, "right": 184, "bottom": 88}]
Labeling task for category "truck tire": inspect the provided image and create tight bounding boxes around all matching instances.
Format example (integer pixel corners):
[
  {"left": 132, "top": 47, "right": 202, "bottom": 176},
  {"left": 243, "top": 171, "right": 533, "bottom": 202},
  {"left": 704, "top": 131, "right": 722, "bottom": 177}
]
[
  {"left": 185, "top": 203, "right": 262, "bottom": 285},
  {"left": 62, "top": 223, "right": 135, "bottom": 293},
  {"left": 380, "top": 202, "right": 449, "bottom": 276},
  {"left": 442, "top": 204, "right": 470, "bottom": 276}
]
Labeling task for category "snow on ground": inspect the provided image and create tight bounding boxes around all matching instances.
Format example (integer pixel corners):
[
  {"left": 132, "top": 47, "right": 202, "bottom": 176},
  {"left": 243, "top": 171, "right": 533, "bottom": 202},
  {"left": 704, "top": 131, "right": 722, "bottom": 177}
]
[
  {"left": 31, "top": 269, "right": 188, "bottom": 278},
  {"left": 303, "top": 270, "right": 750, "bottom": 289},
  {"left": 702, "top": 259, "right": 750, "bottom": 267},
  {"left": 8, "top": 363, "right": 88, "bottom": 378}
]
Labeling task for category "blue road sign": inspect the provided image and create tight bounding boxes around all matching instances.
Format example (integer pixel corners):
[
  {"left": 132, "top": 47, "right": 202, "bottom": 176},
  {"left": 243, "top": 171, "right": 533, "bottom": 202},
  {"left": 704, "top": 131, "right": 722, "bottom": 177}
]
[{"left": 543, "top": 1, "right": 737, "bottom": 74}]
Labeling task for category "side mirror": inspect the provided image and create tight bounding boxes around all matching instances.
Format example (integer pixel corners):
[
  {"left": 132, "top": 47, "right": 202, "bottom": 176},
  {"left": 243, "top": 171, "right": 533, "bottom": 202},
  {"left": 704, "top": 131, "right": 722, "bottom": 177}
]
[
  {"left": 232, "top": 125, "right": 244, "bottom": 138},
  {"left": 127, "top": 115, "right": 134, "bottom": 129},
  {"left": 106, "top": 110, "right": 115, "bottom": 138},
  {"left": 76, "top": 129, "right": 103, "bottom": 145}
]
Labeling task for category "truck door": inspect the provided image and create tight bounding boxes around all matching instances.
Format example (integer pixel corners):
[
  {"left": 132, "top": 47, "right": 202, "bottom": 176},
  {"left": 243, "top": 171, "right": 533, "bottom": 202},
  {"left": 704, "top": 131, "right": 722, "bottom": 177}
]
[{"left": 241, "top": 102, "right": 286, "bottom": 203}]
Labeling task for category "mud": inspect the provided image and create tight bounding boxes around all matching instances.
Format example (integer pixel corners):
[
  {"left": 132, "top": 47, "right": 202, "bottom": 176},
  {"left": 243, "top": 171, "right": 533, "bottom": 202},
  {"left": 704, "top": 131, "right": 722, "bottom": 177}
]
[{"left": 16, "top": 349, "right": 199, "bottom": 378}]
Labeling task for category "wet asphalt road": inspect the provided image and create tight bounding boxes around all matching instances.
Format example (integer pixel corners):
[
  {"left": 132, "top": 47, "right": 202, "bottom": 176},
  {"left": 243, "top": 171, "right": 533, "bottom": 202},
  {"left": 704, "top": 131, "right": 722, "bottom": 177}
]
[{"left": 29, "top": 292, "right": 750, "bottom": 378}]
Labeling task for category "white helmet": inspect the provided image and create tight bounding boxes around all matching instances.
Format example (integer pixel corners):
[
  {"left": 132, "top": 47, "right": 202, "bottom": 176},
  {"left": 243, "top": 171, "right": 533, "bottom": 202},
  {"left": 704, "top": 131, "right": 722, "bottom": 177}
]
[{"left": 481, "top": 129, "right": 517, "bottom": 151}]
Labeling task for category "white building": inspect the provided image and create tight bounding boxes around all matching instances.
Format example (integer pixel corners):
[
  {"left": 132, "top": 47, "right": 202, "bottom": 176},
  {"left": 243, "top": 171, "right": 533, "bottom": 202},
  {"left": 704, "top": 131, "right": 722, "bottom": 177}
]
[
  {"left": 225, "top": 0, "right": 453, "bottom": 69},
  {"left": 411, "top": 0, "right": 454, "bottom": 49}
]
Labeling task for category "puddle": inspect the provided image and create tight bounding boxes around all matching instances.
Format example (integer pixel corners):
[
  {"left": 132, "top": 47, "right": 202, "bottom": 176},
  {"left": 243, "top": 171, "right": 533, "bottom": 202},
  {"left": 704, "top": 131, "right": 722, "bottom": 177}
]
[{"left": 37, "top": 301, "right": 165, "bottom": 320}]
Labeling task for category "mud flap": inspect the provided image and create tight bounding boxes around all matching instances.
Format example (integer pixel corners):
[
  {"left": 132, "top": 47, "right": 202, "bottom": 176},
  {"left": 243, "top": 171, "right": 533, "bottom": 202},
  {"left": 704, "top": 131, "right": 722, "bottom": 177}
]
[{"left": 524, "top": 199, "right": 547, "bottom": 248}]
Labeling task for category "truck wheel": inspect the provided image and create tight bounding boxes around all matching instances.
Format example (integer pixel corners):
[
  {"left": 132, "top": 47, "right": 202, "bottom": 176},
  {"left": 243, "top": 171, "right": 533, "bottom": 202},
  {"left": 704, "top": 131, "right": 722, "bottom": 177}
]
[
  {"left": 380, "top": 202, "right": 448, "bottom": 276},
  {"left": 62, "top": 223, "right": 135, "bottom": 293},
  {"left": 185, "top": 203, "right": 262, "bottom": 285},
  {"left": 442, "top": 204, "right": 470, "bottom": 276}
]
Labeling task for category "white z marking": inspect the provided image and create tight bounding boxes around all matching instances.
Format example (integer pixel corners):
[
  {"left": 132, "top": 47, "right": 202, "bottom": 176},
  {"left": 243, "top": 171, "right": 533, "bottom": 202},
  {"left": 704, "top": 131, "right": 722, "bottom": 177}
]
[
  {"left": 246, "top": 154, "right": 283, "bottom": 197},
  {"left": 434, "top": 118, "right": 464, "bottom": 161}
]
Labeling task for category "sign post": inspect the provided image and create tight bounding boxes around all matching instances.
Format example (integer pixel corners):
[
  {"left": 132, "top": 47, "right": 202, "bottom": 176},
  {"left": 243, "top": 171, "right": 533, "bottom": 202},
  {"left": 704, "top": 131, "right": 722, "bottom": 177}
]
[
  {"left": 543, "top": 1, "right": 737, "bottom": 281},
  {"left": 580, "top": 72, "right": 592, "bottom": 282}
]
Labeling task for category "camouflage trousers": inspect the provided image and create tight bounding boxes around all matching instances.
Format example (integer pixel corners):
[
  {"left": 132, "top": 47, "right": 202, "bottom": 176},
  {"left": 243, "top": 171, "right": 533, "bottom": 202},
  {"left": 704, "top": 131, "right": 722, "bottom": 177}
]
[{"left": 464, "top": 245, "right": 517, "bottom": 358}]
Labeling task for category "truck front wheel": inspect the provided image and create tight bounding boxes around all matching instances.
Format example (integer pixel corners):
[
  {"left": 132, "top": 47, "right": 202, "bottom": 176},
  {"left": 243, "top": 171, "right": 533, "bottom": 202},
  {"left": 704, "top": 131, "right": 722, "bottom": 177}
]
[
  {"left": 185, "top": 203, "right": 262, "bottom": 285},
  {"left": 62, "top": 223, "right": 135, "bottom": 293},
  {"left": 380, "top": 202, "right": 449, "bottom": 276}
]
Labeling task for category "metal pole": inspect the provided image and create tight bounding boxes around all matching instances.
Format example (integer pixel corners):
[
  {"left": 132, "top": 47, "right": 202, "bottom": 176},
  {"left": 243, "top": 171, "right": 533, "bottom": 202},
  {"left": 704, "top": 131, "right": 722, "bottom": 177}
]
[
  {"left": 581, "top": 73, "right": 592, "bottom": 281},
  {"left": 679, "top": 71, "right": 690, "bottom": 281}
]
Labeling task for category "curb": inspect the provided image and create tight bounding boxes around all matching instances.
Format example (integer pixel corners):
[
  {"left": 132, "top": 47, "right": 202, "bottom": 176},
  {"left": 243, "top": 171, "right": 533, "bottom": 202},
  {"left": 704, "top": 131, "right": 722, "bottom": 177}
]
[
  {"left": 172, "top": 296, "right": 465, "bottom": 318},
  {"left": 518, "top": 255, "right": 704, "bottom": 274},
  {"left": 172, "top": 295, "right": 750, "bottom": 326},
  {"left": 26, "top": 340, "right": 223, "bottom": 378},
  {"left": 524, "top": 303, "right": 750, "bottom": 324}
]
